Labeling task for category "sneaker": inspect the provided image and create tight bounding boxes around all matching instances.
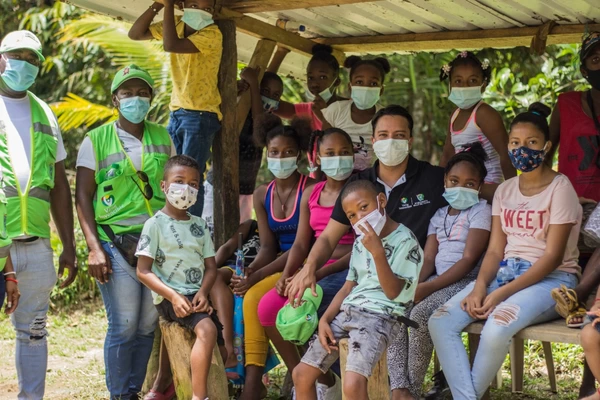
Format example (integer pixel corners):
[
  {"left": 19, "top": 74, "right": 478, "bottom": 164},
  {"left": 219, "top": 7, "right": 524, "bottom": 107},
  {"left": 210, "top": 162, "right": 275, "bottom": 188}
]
[{"left": 424, "top": 371, "right": 451, "bottom": 400}]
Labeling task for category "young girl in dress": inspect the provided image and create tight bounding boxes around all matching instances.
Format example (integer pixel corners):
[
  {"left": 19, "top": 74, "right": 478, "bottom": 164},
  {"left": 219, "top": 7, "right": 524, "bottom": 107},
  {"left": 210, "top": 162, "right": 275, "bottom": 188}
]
[
  {"left": 389, "top": 142, "right": 491, "bottom": 400},
  {"left": 429, "top": 103, "right": 582, "bottom": 400},
  {"left": 439, "top": 51, "right": 516, "bottom": 202}
]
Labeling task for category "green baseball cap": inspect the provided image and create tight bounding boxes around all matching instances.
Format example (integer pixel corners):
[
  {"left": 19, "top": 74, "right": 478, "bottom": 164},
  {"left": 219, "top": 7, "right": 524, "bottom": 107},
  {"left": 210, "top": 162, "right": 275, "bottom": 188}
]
[
  {"left": 111, "top": 64, "right": 155, "bottom": 93},
  {"left": 276, "top": 285, "right": 323, "bottom": 345}
]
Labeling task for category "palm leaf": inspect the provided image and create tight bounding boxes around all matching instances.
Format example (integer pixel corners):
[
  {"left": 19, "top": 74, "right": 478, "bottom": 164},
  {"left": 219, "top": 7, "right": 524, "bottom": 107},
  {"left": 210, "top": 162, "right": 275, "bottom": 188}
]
[{"left": 51, "top": 93, "right": 116, "bottom": 131}]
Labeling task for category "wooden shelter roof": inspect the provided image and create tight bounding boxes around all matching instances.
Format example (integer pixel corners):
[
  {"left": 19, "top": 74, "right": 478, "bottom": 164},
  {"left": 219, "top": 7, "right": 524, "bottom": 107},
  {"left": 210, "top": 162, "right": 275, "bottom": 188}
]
[{"left": 67, "top": 0, "right": 600, "bottom": 79}]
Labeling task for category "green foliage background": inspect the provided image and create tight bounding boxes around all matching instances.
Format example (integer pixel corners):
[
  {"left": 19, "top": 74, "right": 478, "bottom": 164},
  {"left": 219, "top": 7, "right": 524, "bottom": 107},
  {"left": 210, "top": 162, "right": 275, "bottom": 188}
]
[{"left": 0, "top": 0, "right": 591, "bottom": 306}]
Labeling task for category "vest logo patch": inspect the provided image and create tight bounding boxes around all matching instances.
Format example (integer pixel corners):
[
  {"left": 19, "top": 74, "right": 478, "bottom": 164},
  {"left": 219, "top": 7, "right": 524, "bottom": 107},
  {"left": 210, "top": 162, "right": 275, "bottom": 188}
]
[{"left": 101, "top": 195, "right": 115, "bottom": 207}]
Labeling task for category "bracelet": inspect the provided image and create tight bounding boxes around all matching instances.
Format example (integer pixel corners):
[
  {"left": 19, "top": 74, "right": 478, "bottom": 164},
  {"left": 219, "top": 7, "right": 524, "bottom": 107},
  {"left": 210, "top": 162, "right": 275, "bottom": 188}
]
[
  {"left": 5, "top": 277, "right": 17, "bottom": 284},
  {"left": 149, "top": 5, "right": 160, "bottom": 14},
  {"left": 3, "top": 271, "right": 16, "bottom": 276}
]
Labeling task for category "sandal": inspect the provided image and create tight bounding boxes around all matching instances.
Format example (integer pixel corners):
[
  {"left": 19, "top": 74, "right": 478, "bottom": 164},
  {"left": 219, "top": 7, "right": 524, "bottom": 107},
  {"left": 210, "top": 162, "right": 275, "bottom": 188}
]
[
  {"left": 551, "top": 284, "right": 586, "bottom": 328},
  {"left": 143, "top": 384, "right": 175, "bottom": 400}
]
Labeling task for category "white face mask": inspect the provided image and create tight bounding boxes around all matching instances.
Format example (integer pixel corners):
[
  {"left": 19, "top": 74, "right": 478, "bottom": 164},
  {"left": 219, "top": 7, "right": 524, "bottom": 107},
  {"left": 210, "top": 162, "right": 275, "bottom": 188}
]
[
  {"left": 305, "top": 80, "right": 337, "bottom": 103},
  {"left": 267, "top": 157, "right": 298, "bottom": 179},
  {"left": 165, "top": 183, "right": 198, "bottom": 210},
  {"left": 353, "top": 200, "right": 386, "bottom": 237},
  {"left": 373, "top": 139, "right": 409, "bottom": 167}
]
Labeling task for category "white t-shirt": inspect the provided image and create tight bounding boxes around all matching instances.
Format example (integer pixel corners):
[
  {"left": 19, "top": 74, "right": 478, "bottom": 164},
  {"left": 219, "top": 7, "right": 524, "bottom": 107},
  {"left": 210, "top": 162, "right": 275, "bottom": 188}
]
[
  {"left": 0, "top": 94, "right": 68, "bottom": 190},
  {"left": 77, "top": 123, "right": 176, "bottom": 171},
  {"left": 322, "top": 100, "right": 382, "bottom": 171}
]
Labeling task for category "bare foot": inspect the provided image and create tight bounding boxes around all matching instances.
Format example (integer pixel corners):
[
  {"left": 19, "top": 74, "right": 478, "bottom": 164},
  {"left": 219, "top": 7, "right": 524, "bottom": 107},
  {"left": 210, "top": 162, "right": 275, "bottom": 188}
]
[{"left": 224, "top": 346, "right": 238, "bottom": 369}]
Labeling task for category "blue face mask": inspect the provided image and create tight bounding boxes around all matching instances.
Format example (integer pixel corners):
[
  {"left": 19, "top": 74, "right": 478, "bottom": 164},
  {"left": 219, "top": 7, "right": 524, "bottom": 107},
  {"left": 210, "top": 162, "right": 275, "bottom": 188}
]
[
  {"left": 448, "top": 86, "right": 483, "bottom": 109},
  {"left": 442, "top": 187, "right": 480, "bottom": 210},
  {"left": 351, "top": 86, "right": 380, "bottom": 110},
  {"left": 267, "top": 157, "right": 297, "bottom": 179},
  {"left": 508, "top": 145, "right": 547, "bottom": 172},
  {"left": 182, "top": 8, "right": 214, "bottom": 31},
  {"left": 262, "top": 96, "right": 279, "bottom": 112},
  {"left": 119, "top": 96, "right": 150, "bottom": 124},
  {"left": 1, "top": 57, "right": 39, "bottom": 92},
  {"left": 320, "top": 155, "right": 354, "bottom": 181}
]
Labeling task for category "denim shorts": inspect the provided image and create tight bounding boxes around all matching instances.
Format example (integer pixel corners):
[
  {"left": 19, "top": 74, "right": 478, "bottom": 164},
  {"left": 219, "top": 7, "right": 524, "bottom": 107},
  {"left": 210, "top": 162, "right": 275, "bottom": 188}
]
[{"left": 301, "top": 305, "right": 400, "bottom": 378}]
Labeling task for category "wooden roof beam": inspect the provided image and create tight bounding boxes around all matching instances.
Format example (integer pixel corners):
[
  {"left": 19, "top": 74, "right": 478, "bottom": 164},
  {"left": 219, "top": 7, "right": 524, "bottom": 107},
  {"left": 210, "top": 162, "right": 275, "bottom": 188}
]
[
  {"left": 217, "top": 8, "right": 346, "bottom": 63},
  {"left": 317, "top": 23, "right": 600, "bottom": 53},
  {"left": 222, "top": 0, "right": 376, "bottom": 13}
]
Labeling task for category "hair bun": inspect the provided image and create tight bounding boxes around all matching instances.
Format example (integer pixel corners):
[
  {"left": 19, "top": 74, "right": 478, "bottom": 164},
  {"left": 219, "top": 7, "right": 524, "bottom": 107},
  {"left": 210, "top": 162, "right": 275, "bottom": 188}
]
[
  {"left": 290, "top": 117, "right": 313, "bottom": 151},
  {"left": 528, "top": 102, "right": 551, "bottom": 119},
  {"left": 344, "top": 55, "right": 362, "bottom": 69},
  {"left": 312, "top": 44, "right": 334, "bottom": 56},
  {"left": 374, "top": 57, "right": 391, "bottom": 73},
  {"left": 461, "top": 141, "right": 489, "bottom": 162}
]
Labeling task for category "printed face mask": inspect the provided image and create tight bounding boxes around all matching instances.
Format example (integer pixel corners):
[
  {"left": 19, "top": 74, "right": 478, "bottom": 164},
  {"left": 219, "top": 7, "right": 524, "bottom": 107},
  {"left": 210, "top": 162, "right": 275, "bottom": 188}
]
[
  {"left": 165, "top": 183, "right": 198, "bottom": 210},
  {"left": 448, "top": 85, "right": 483, "bottom": 109},
  {"left": 261, "top": 95, "right": 280, "bottom": 112},
  {"left": 442, "top": 186, "right": 480, "bottom": 210},
  {"left": 305, "top": 81, "right": 337, "bottom": 103},
  {"left": 1, "top": 57, "right": 39, "bottom": 92},
  {"left": 267, "top": 156, "right": 298, "bottom": 179},
  {"left": 373, "top": 139, "right": 409, "bottom": 167},
  {"left": 351, "top": 86, "right": 380, "bottom": 110},
  {"left": 319, "top": 155, "right": 354, "bottom": 181},
  {"left": 508, "top": 144, "right": 547, "bottom": 172},
  {"left": 118, "top": 96, "right": 150, "bottom": 124},
  {"left": 181, "top": 8, "right": 214, "bottom": 31},
  {"left": 353, "top": 199, "right": 386, "bottom": 237}
]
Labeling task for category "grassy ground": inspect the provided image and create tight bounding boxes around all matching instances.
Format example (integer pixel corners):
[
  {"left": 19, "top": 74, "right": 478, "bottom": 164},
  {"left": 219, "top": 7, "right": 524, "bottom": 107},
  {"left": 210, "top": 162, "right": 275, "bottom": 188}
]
[{"left": 0, "top": 304, "right": 588, "bottom": 399}]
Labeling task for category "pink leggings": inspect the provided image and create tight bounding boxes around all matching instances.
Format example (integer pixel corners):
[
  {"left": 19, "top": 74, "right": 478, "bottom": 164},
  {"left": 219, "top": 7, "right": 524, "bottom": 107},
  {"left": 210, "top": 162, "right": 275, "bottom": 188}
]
[{"left": 257, "top": 259, "right": 336, "bottom": 327}]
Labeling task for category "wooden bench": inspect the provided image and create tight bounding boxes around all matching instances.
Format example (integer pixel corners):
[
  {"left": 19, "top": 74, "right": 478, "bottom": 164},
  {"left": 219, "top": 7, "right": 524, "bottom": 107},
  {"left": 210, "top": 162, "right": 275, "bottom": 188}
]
[
  {"left": 159, "top": 318, "right": 229, "bottom": 400},
  {"left": 463, "top": 319, "right": 580, "bottom": 397},
  {"left": 339, "top": 338, "right": 390, "bottom": 400}
]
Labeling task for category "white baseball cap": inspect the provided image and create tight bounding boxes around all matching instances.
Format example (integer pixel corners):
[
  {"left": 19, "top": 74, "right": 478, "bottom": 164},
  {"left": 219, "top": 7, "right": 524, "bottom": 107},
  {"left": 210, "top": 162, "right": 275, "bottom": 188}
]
[{"left": 0, "top": 30, "right": 45, "bottom": 62}]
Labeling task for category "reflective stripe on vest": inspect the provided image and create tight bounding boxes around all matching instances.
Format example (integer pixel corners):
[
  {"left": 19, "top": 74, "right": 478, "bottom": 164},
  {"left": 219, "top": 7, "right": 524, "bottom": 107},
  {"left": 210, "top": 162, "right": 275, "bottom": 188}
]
[
  {"left": 4, "top": 186, "right": 50, "bottom": 202},
  {"left": 98, "top": 152, "right": 127, "bottom": 171}
]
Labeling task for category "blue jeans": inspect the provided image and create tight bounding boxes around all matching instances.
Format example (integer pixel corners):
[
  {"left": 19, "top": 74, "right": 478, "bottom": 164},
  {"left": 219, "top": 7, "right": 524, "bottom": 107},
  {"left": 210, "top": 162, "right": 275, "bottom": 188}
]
[
  {"left": 9, "top": 239, "right": 56, "bottom": 400},
  {"left": 167, "top": 109, "right": 221, "bottom": 217},
  {"left": 428, "top": 258, "right": 578, "bottom": 400},
  {"left": 99, "top": 241, "right": 158, "bottom": 399}
]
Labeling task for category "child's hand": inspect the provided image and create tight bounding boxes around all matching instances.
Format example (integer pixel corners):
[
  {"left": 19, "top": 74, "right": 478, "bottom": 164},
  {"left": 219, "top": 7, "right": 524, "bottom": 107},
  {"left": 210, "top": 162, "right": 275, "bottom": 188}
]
[
  {"left": 192, "top": 293, "right": 212, "bottom": 314},
  {"left": 460, "top": 285, "right": 486, "bottom": 319},
  {"left": 240, "top": 67, "right": 260, "bottom": 85},
  {"left": 318, "top": 319, "right": 337, "bottom": 354},
  {"left": 232, "top": 273, "right": 259, "bottom": 296},
  {"left": 312, "top": 94, "right": 328, "bottom": 111},
  {"left": 172, "top": 293, "right": 192, "bottom": 318},
  {"left": 237, "top": 80, "right": 250, "bottom": 96},
  {"left": 357, "top": 222, "right": 384, "bottom": 255},
  {"left": 275, "top": 274, "right": 290, "bottom": 296}
]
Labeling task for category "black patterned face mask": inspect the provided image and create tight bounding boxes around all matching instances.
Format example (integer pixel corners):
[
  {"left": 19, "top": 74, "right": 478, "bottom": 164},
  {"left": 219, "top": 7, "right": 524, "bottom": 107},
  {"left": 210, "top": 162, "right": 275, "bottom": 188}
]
[{"left": 584, "top": 67, "right": 600, "bottom": 91}]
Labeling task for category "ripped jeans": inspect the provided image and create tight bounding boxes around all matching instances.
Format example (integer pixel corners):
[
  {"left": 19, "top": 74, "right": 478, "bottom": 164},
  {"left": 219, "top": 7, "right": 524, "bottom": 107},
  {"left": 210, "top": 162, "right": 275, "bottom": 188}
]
[
  {"left": 10, "top": 239, "right": 57, "bottom": 400},
  {"left": 428, "top": 258, "right": 578, "bottom": 400}
]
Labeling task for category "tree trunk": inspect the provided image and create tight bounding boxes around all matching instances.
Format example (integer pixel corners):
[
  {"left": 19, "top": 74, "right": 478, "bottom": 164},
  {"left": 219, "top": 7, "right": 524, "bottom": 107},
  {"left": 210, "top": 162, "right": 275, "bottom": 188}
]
[
  {"left": 159, "top": 319, "right": 229, "bottom": 400},
  {"left": 142, "top": 329, "right": 162, "bottom": 393}
]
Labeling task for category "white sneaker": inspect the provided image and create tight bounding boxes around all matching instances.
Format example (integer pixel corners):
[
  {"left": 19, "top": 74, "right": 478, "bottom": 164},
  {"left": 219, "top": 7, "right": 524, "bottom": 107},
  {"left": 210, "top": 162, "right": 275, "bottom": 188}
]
[{"left": 319, "top": 374, "right": 341, "bottom": 400}]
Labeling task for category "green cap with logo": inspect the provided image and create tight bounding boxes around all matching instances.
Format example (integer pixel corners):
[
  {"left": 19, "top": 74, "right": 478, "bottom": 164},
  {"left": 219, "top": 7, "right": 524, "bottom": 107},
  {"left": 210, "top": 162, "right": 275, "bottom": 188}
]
[
  {"left": 276, "top": 284, "right": 323, "bottom": 345},
  {"left": 111, "top": 64, "right": 155, "bottom": 93}
]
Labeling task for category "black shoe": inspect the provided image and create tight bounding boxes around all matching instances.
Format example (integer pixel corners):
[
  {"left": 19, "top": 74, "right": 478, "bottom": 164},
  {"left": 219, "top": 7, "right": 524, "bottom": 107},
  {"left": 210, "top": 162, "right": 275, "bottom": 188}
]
[{"left": 424, "top": 371, "right": 451, "bottom": 400}]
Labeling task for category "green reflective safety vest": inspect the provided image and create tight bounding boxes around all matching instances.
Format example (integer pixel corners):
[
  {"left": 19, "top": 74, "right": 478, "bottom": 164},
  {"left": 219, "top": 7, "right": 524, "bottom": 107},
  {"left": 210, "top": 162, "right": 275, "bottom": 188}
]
[
  {"left": 0, "top": 186, "right": 11, "bottom": 271},
  {"left": 0, "top": 92, "right": 58, "bottom": 239},
  {"left": 88, "top": 121, "right": 171, "bottom": 242}
]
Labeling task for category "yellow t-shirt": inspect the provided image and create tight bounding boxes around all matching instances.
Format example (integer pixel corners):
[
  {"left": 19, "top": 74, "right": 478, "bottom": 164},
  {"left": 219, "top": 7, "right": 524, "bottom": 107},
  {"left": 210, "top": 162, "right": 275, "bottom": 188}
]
[{"left": 150, "top": 17, "right": 223, "bottom": 119}]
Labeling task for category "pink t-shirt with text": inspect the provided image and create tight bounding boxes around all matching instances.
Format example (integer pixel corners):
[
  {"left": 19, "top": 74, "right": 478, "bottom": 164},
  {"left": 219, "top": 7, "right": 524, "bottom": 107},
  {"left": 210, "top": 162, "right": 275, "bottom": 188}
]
[
  {"left": 294, "top": 102, "right": 323, "bottom": 131},
  {"left": 492, "top": 174, "right": 582, "bottom": 274}
]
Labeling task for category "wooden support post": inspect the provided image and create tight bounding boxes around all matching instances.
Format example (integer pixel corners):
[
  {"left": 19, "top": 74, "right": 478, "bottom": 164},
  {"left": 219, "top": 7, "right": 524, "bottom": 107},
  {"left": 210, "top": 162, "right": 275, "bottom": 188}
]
[
  {"left": 142, "top": 329, "right": 163, "bottom": 393},
  {"left": 236, "top": 39, "right": 276, "bottom": 135},
  {"left": 542, "top": 341, "right": 557, "bottom": 393},
  {"left": 213, "top": 19, "right": 239, "bottom": 248},
  {"left": 510, "top": 338, "right": 524, "bottom": 393},
  {"left": 160, "top": 319, "right": 228, "bottom": 400},
  {"left": 339, "top": 339, "right": 389, "bottom": 400},
  {"left": 267, "top": 46, "right": 291, "bottom": 73}
]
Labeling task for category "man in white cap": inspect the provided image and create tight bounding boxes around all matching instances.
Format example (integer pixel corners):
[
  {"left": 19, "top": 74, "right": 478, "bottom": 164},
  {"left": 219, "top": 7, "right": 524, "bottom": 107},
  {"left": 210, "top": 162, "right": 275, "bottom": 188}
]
[{"left": 0, "top": 30, "right": 76, "bottom": 399}]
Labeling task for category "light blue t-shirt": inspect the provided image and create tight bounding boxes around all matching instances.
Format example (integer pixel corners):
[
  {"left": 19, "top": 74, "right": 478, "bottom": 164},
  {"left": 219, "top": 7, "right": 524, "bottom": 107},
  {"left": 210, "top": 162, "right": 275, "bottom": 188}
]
[
  {"left": 135, "top": 211, "right": 216, "bottom": 304},
  {"left": 344, "top": 224, "right": 423, "bottom": 317}
]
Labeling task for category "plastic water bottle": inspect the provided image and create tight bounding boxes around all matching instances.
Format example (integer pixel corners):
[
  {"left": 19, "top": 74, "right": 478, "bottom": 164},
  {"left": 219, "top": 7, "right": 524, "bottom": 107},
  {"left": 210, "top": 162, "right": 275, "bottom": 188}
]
[
  {"left": 496, "top": 260, "right": 515, "bottom": 286},
  {"left": 276, "top": 19, "right": 306, "bottom": 33}
]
